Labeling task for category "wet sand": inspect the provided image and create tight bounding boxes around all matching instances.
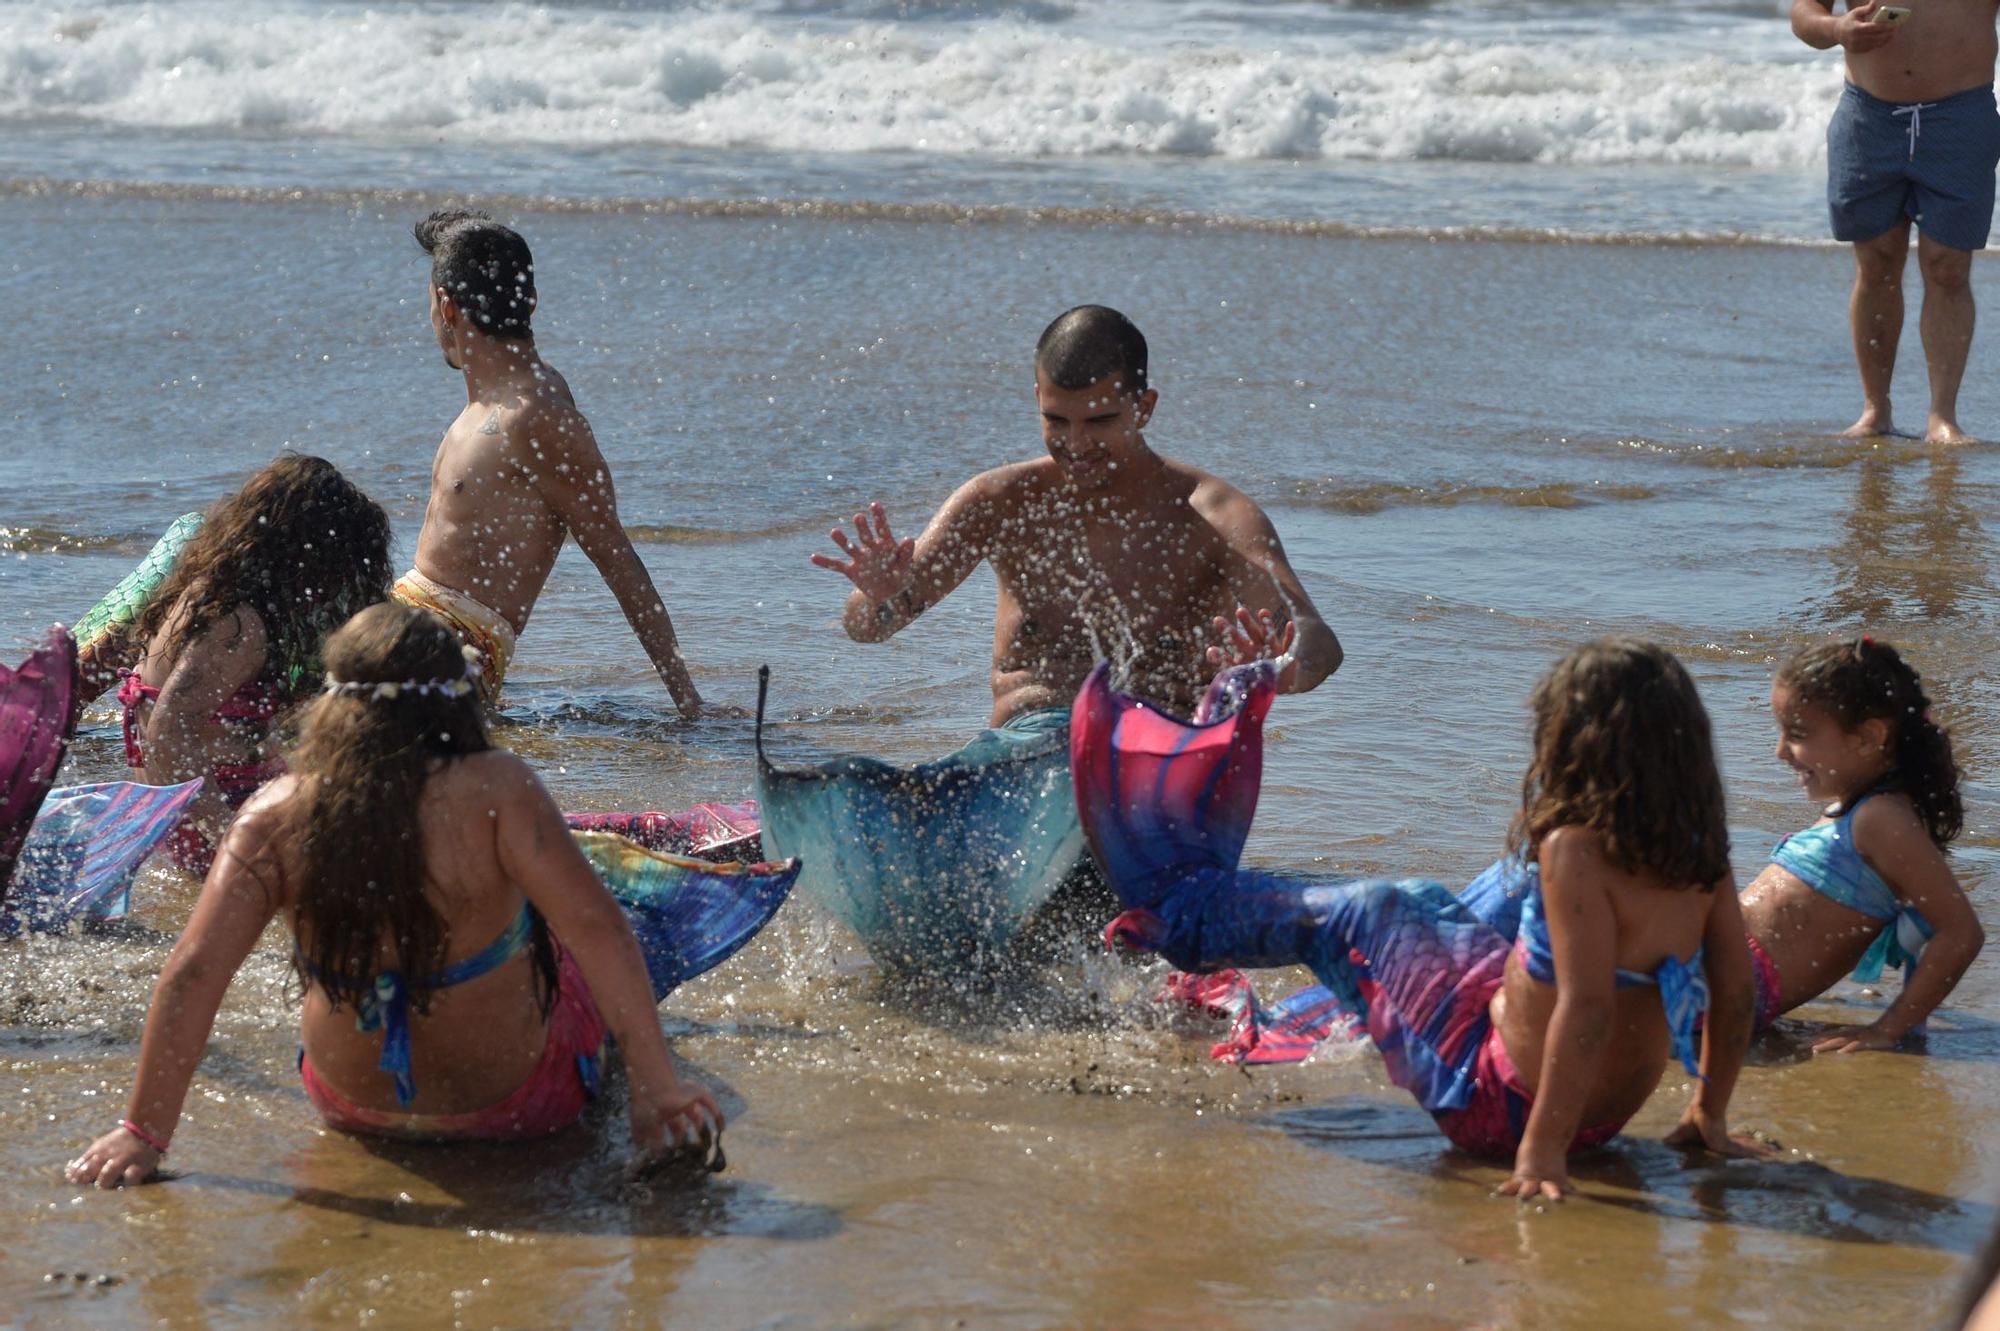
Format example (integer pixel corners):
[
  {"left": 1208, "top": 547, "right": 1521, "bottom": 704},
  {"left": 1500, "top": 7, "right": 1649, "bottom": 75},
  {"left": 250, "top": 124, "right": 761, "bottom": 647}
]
[{"left": 4, "top": 191, "right": 1999, "bottom": 1328}]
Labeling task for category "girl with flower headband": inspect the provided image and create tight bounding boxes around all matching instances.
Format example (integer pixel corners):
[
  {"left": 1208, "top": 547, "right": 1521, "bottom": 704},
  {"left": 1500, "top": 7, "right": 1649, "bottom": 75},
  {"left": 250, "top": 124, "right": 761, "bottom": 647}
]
[
  {"left": 115, "top": 455, "right": 392, "bottom": 875},
  {"left": 67, "top": 602, "right": 722, "bottom": 1184},
  {"left": 1738, "top": 636, "right": 1984, "bottom": 1050}
]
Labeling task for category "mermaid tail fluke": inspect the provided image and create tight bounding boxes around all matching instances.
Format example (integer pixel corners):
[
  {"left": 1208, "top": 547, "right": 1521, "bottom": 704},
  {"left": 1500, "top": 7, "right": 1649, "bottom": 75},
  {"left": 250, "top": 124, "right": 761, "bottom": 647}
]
[
  {"left": 73, "top": 513, "right": 203, "bottom": 700},
  {"left": 2, "top": 780, "right": 204, "bottom": 935},
  {"left": 756, "top": 667, "right": 1085, "bottom": 972},
  {"left": 1, "top": 629, "right": 79, "bottom": 903},
  {"left": 571, "top": 830, "right": 801, "bottom": 1002},
  {"left": 1072, "top": 662, "right": 1510, "bottom": 1111},
  {"left": 1068, "top": 661, "right": 1275, "bottom": 914}
]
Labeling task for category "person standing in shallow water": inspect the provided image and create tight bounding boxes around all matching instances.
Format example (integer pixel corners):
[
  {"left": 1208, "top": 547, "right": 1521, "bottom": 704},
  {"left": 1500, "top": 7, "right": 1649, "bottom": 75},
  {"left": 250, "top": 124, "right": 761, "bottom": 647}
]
[
  {"left": 811, "top": 305, "right": 1342, "bottom": 724},
  {"left": 402, "top": 210, "right": 728, "bottom": 715},
  {"left": 1793, "top": 0, "right": 2000, "bottom": 444}
]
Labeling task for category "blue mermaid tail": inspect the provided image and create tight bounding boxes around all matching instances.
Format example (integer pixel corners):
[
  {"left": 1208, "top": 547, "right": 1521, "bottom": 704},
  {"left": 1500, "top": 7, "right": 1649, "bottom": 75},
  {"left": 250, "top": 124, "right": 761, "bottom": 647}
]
[
  {"left": 2, "top": 780, "right": 204, "bottom": 935},
  {"left": 1, "top": 628, "right": 78, "bottom": 902},
  {"left": 755, "top": 667, "right": 1085, "bottom": 973},
  {"left": 570, "top": 830, "right": 801, "bottom": 1002}
]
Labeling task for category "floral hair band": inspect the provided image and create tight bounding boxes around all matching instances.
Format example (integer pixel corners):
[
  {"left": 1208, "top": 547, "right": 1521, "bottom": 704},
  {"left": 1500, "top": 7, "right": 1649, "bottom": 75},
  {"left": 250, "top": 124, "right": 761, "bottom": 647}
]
[{"left": 323, "top": 648, "right": 483, "bottom": 701}]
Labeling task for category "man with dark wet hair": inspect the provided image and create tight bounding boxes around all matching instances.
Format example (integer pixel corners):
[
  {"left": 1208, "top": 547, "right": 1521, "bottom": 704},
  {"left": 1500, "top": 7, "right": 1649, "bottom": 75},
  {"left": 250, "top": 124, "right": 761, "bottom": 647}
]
[
  {"left": 1034, "top": 303, "right": 1149, "bottom": 396},
  {"left": 415, "top": 209, "right": 537, "bottom": 340},
  {"left": 399, "top": 209, "right": 723, "bottom": 715},
  {"left": 813, "top": 303, "right": 1341, "bottom": 725}
]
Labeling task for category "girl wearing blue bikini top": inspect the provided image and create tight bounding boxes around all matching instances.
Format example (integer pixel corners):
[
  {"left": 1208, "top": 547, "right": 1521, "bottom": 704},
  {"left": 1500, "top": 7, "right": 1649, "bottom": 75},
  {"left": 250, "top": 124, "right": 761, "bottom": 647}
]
[
  {"left": 67, "top": 603, "right": 723, "bottom": 1187},
  {"left": 1493, "top": 639, "right": 1766, "bottom": 1201},
  {"left": 1739, "top": 636, "right": 1983, "bottom": 1053}
]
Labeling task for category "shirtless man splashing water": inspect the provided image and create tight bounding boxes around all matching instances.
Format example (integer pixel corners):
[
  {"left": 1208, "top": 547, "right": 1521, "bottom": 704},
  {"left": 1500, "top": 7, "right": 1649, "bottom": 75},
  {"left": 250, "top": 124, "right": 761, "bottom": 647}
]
[
  {"left": 402, "top": 210, "right": 722, "bottom": 715},
  {"left": 812, "top": 305, "right": 1341, "bottom": 723},
  {"left": 1794, "top": 0, "right": 2000, "bottom": 443}
]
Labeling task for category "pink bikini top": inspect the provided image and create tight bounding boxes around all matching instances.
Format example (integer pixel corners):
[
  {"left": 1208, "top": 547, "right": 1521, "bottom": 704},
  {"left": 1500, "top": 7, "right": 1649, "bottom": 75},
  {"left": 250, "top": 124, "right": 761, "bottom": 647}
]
[{"left": 117, "top": 669, "right": 286, "bottom": 768}]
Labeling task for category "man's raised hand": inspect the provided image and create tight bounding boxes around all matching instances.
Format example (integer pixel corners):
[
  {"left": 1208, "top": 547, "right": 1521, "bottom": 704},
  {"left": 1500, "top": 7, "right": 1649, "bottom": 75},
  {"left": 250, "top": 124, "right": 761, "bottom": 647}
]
[
  {"left": 1207, "top": 606, "right": 1299, "bottom": 687},
  {"left": 811, "top": 502, "right": 916, "bottom": 604}
]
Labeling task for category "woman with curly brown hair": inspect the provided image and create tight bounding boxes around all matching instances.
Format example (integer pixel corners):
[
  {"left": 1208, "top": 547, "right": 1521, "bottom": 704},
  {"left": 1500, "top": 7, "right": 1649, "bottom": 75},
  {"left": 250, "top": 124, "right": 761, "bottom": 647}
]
[{"left": 118, "top": 454, "right": 391, "bottom": 873}]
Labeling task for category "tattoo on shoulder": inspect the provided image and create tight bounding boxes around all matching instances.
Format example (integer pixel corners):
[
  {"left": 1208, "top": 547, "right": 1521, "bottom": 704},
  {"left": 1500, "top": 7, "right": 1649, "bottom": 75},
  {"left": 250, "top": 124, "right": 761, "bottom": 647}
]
[{"left": 478, "top": 410, "right": 503, "bottom": 436}]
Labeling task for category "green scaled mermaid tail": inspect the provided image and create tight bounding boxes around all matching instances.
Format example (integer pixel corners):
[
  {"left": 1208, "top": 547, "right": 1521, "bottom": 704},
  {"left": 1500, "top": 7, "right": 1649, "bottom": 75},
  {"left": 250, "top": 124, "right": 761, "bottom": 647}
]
[{"left": 74, "top": 513, "right": 203, "bottom": 697}]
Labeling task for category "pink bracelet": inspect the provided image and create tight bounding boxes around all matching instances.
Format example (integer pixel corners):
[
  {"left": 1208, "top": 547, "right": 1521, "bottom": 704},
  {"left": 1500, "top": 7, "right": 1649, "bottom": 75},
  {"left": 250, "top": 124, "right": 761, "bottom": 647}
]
[{"left": 119, "top": 1119, "right": 169, "bottom": 1155}]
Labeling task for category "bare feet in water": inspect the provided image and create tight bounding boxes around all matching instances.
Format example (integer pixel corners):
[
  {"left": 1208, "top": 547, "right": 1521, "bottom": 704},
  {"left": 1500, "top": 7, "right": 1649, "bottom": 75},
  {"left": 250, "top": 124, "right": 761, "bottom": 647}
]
[
  {"left": 1927, "top": 413, "right": 1979, "bottom": 446},
  {"left": 1841, "top": 403, "right": 1900, "bottom": 438}
]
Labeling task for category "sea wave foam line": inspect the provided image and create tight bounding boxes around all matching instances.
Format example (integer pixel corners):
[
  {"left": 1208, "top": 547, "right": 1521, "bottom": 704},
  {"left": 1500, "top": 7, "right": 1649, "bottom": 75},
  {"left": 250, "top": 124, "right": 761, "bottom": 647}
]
[
  {"left": 0, "top": 174, "right": 1833, "bottom": 249},
  {"left": 2, "top": 3, "right": 1841, "bottom": 167}
]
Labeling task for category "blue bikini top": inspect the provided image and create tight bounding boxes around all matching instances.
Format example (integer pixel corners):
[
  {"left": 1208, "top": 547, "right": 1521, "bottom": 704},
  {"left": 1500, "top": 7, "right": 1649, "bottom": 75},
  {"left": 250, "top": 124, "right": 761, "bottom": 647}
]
[
  {"left": 1498, "top": 861, "right": 1710, "bottom": 1078},
  {"left": 1770, "top": 789, "right": 1933, "bottom": 983},
  {"left": 306, "top": 902, "right": 538, "bottom": 1106}
]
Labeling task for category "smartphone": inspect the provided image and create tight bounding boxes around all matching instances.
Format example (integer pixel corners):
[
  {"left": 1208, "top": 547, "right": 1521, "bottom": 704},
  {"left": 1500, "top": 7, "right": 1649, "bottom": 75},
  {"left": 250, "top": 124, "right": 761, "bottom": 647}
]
[{"left": 1873, "top": 5, "right": 1912, "bottom": 24}]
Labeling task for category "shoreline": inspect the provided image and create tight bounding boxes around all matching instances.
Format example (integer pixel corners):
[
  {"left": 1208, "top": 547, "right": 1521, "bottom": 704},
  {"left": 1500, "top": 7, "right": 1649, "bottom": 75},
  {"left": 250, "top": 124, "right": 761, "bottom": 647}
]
[{"left": 0, "top": 173, "right": 1843, "bottom": 252}]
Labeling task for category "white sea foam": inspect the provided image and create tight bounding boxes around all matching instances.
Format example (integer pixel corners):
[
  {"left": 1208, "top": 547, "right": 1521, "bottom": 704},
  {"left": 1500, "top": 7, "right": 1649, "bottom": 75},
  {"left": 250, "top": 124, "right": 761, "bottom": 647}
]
[{"left": 0, "top": 1, "right": 1840, "bottom": 168}]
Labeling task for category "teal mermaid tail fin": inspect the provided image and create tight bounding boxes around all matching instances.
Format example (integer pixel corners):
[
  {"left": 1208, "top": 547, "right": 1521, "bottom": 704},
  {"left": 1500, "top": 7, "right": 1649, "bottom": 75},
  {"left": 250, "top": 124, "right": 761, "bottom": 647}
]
[{"left": 755, "top": 667, "right": 1084, "bottom": 973}]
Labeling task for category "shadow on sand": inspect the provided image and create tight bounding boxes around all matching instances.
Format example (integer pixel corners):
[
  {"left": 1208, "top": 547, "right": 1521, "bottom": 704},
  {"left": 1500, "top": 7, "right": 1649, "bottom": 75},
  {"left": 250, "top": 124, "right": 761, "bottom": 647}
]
[{"left": 1268, "top": 1099, "right": 1990, "bottom": 1256}]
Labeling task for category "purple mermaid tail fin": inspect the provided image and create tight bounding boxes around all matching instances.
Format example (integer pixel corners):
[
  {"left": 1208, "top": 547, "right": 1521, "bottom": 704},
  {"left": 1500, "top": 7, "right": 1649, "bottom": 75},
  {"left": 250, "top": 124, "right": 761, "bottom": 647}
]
[
  {"left": 0, "top": 628, "right": 79, "bottom": 904},
  {"left": 1073, "top": 663, "right": 1510, "bottom": 1112}
]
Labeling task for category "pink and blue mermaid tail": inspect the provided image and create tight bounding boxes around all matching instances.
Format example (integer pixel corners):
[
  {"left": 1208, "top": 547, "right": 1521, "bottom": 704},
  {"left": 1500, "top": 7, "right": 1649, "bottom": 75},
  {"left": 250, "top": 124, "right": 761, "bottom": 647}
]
[
  {"left": 1072, "top": 661, "right": 1691, "bottom": 1151},
  {"left": 2, "top": 780, "right": 204, "bottom": 935},
  {"left": 1114, "top": 862, "right": 1513, "bottom": 1117},
  {"left": 1152, "top": 855, "right": 1554, "bottom": 1065},
  {"left": 1, "top": 628, "right": 79, "bottom": 903},
  {"left": 1069, "top": 660, "right": 1272, "bottom": 917},
  {"left": 755, "top": 666, "right": 1086, "bottom": 973}
]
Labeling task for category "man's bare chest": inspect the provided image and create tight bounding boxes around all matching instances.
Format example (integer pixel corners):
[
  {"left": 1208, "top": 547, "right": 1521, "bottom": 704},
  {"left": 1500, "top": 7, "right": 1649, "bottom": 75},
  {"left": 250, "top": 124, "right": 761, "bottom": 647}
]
[
  {"left": 431, "top": 422, "right": 537, "bottom": 501},
  {"left": 999, "top": 516, "right": 1231, "bottom": 618}
]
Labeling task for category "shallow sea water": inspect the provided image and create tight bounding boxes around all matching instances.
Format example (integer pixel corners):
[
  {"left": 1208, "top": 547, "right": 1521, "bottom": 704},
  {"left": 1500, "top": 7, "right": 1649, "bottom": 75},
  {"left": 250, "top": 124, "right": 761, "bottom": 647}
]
[{"left": 3, "top": 191, "right": 2000, "bottom": 1328}]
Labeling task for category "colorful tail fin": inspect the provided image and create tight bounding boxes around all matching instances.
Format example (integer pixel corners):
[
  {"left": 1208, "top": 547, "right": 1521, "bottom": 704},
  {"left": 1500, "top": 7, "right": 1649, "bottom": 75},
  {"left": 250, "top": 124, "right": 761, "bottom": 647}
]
[
  {"left": 571, "top": 830, "right": 801, "bottom": 1002},
  {"left": 1069, "top": 661, "right": 1275, "bottom": 913},
  {"left": 756, "top": 665, "right": 1084, "bottom": 972},
  {"left": 3, "top": 780, "right": 203, "bottom": 935},
  {"left": 73, "top": 512, "right": 204, "bottom": 701}
]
